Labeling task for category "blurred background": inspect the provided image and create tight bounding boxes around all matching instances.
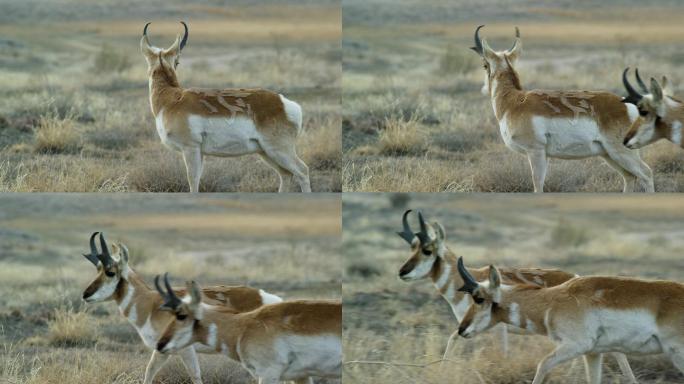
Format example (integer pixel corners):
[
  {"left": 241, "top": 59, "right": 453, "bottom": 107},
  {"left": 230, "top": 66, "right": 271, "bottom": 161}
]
[
  {"left": 343, "top": 193, "right": 684, "bottom": 383},
  {"left": 0, "top": 0, "right": 341, "bottom": 192},
  {"left": 342, "top": 0, "right": 684, "bottom": 192},
  {"left": 0, "top": 194, "right": 341, "bottom": 383}
]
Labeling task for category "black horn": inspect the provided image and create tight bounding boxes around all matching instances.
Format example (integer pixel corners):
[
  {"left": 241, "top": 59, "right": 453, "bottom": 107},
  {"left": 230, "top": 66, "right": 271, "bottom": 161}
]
[
  {"left": 83, "top": 232, "right": 100, "bottom": 267},
  {"left": 396, "top": 210, "right": 416, "bottom": 244},
  {"left": 98, "top": 232, "right": 114, "bottom": 268},
  {"left": 143, "top": 22, "right": 151, "bottom": 36},
  {"left": 470, "top": 25, "right": 485, "bottom": 55},
  {"left": 456, "top": 257, "right": 479, "bottom": 294},
  {"left": 155, "top": 273, "right": 182, "bottom": 310},
  {"left": 416, "top": 211, "right": 431, "bottom": 246},
  {"left": 622, "top": 68, "right": 643, "bottom": 105},
  {"left": 634, "top": 68, "right": 649, "bottom": 94},
  {"left": 179, "top": 21, "right": 189, "bottom": 51}
]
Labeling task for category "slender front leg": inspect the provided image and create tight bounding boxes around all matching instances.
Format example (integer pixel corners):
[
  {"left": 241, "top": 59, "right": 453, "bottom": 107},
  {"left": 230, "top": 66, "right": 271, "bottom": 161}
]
[
  {"left": 583, "top": 353, "right": 603, "bottom": 384},
  {"left": 499, "top": 324, "right": 509, "bottom": 358},
  {"left": 532, "top": 344, "right": 582, "bottom": 384},
  {"left": 611, "top": 353, "right": 637, "bottom": 383},
  {"left": 143, "top": 350, "right": 171, "bottom": 384},
  {"left": 178, "top": 347, "right": 203, "bottom": 384},
  {"left": 526, "top": 150, "right": 548, "bottom": 193},
  {"left": 182, "top": 147, "right": 203, "bottom": 193}
]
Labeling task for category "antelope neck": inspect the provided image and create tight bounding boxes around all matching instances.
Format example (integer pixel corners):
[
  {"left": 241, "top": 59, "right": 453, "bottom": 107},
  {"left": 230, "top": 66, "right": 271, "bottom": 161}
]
[
  {"left": 492, "top": 68, "right": 523, "bottom": 120},
  {"left": 149, "top": 68, "right": 181, "bottom": 116}
]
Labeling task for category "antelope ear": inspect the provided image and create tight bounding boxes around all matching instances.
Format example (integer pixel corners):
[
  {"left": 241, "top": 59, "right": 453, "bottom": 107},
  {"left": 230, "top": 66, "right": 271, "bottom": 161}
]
[
  {"left": 188, "top": 281, "right": 202, "bottom": 304},
  {"left": 650, "top": 77, "right": 664, "bottom": 103},
  {"left": 433, "top": 222, "right": 446, "bottom": 243},
  {"left": 118, "top": 243, "right": 129, "bottom": 264},
  {"left": 140, "top": 35, "right": 155, "bottom": 58},
  {"left": 488, "top": 265, "right": 501, "bottom": 289},
  {"left": 165, "top": 34, "right": 182, "bottom": 56}
]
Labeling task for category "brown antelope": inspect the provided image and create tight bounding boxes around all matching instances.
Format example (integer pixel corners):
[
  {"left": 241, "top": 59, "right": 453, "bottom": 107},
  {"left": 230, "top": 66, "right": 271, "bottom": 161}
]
[
  {"left": 140, "top": 22, "right": 310, "bottom": 193},
  {"left": 622, "top": 68, "right": 684, "bottom": 150},
  {"left": 154, "top": 275, "right": 342, "bottom": 384},
  {"left": 396, "top": 210, "right": 635, "bottom": 381},
  {"left": 81, "top": 232, "right": 283, "bottom": 384},
  {"left": 455, "top": 258, "right": 684, "bottom": 384},
  {"left": 470, "top": 25, "right": 654, "bottom": 192}
]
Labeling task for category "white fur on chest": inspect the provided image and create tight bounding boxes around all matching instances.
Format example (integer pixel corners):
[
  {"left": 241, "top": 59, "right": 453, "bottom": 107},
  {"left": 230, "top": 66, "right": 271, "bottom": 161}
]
[
  {"left": 531, "top": 116, "right": 605, "bottom": 158},
  {"left": 155, "top": 109, "right": 182, "bottom": 151},
  {"left": 188, "top": 115, "right": 261, "bottom": 156}
]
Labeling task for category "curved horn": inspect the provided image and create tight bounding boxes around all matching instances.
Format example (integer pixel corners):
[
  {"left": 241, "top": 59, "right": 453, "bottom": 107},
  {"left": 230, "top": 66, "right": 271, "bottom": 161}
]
[
  {"left": 622, "top": 68, "right": 643, "bottom": 105},
  {"left": 456, "top": 257, "right": 480, "bottom": 294},
  {"left": 164, "top": 273, "right": 182, "bottom": 306},
  {"left": 180, "top": 21, "right": 189, "bottom": 51},
  {"left": 83, "top": 232, "right": 100, "bottom": 267},
  {"left": 634, "top": 68, "right": 649, "bottom": 94},
  {"left": 416, "top": 211, "right": 431, "bottom": 246},
  {"left": 154, "top": 274, "right": 165, "bottom": 297},
  {"left": 470, "top": 25, "right": 485, "bottom": 55},
  {"left": 143, "top": 22, "right": 151, "bottom": 36},
  {"left": 396, "top": 210, "right": 416, "bottom": 244},
  {"left": 98, "top": 232, "right": 114, "bottom": 268}
]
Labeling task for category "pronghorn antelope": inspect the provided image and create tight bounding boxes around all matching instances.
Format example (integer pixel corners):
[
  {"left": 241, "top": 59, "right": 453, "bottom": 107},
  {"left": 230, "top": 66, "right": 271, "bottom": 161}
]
[
  {"left": 471, "top": 25, "right": 654, "bottom": 192},
  {"left": 140, "top": 22, "right": 310, "bottom": 193},
  {"left": 396, "top": 210, "right": 636, "bottom": 381},
  {"left": 154, "top": 275, "right": 342, "bottom": 384},
  {"left": 455, "top": 258, "right": 684, "bottom": 384},
  {"left": 81, "top": 232, "right": 283, "bottom": 384},
  {"left": 622, "top": 68, "right": 684, "bottom": 150}
]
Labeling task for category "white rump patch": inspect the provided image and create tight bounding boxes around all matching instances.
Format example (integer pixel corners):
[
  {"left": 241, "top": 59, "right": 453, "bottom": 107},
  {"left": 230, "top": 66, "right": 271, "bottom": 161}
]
[
  {"left": 259, "top": 289, "right": 283, "bottom": 305},
  {"left": 279, "top": 94, "right": 302, "bottom": 130}
]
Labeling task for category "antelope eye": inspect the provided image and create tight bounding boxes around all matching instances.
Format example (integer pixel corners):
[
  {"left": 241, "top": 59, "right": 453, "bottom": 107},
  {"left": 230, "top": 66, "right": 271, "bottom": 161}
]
[
  {"left": 639, "top": 110, "right": 648, "bottom": 116},
  {"left": 176, "top": 314, "right": 187, "bottom": 320},
  {"left": 422, "top": 249, "right": 432, "bottom": 256},
  {"left": 474, "top": 297, "right": 485, "bottom": 304},
  {"left": 105, "top": 270, "right": 116, "bottom": 277}
]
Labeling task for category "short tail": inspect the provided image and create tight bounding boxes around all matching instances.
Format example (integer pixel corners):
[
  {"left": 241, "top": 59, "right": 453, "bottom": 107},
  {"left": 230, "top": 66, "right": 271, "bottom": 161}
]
[{"left": 279, "top": 94, "right": 303, "bottom": 136}]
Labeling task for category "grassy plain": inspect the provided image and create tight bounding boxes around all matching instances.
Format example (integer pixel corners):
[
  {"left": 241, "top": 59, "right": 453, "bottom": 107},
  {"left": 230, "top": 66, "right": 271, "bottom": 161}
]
[
  {"left": 342, "top": 0, "right": 684, "bottom": 191},
  {"left": 0, "top": 194, "right": 341, "bottom": 383},
  {"left": 0, "top": 0, "right": 341, "bottom": 192},
  {"left": 343, "top": 193, "right": 684, "bottom": 383}
]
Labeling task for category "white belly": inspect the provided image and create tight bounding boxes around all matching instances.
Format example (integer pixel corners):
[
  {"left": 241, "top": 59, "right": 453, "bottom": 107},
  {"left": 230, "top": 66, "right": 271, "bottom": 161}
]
[
  {"left": 531, "top": 116, "right": 605, "bottom": 158},
  {"left": 188, "top": 115, "right": 261, "bottom": 156},
  {"left": 580, "top": 309, "right": 663, "bottom": 355},
  {"left": 263, "top": 335, "right": 342, "bottom": 380}
]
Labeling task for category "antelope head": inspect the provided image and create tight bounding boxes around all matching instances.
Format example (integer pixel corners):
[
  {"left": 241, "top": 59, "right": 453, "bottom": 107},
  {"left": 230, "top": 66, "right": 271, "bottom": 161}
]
[
  {"left": 397, "top": 210, "right": 447, "bottom": 281},
  {"left": 82, "top": 232, "right": 130, "bottom": 302},
  {"left": 140, "top": 21, "right": 189, "bottom": 76},
  {"left": 470, "top": 25, "right": 522, "bottom": 96},
  {"left": 622, "top": 68, "right": 682, "bottom": 149},
  {"left": 155, "top": 274, "right": 204, "bottom": 353},
  {"left": 456, "top": 257, "right": 502, "bottom": 338}
]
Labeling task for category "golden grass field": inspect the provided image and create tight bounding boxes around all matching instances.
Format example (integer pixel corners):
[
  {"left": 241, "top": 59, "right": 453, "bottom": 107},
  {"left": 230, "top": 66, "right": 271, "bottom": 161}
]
[
  {"left": 342, "top": 193, "right": 684, "bottom": 383},
  {"left": 342, "top": 0, "right": 684, "bottom": 192},
  {"left": 0, "top": 194, "right": 341, "bottom": 384},
  {"left": 0, "top": 0, "right": 341, "bottom": 192}
]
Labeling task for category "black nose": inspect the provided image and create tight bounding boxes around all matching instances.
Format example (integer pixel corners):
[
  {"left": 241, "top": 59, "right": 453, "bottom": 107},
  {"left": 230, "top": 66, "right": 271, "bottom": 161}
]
[
  {"left": 623, "top": 137, "right": 630, "bottom": 146},
  {"left": 157, "top": 336, "right": 170, "bottom": 352},
  {"left": 458, "top": 327, "right": 466, "bottom": 336},
  {"left": 82, "top": 291, "right": 91, "bottom": 300}
]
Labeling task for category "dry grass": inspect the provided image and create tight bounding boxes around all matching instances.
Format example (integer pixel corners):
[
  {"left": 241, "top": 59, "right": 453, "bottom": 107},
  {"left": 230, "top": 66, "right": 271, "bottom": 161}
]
[
  {"left": 0, "top": 0, "right": 341, "bottom": 192},
  {"left": 377, "top": 115, "right": 428, "bottom": 156},
  {"left": 47, "top": 306, "right": 98, "bottom": 347},
  {"left": 343, "top": 1, "right": 684, "bottom": 192},
  {"left": 0, "top": 194, "right": 341, "bottom": 384},
  {"left": 342, "top": 194, "right": 684, "bottom": 384}
]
